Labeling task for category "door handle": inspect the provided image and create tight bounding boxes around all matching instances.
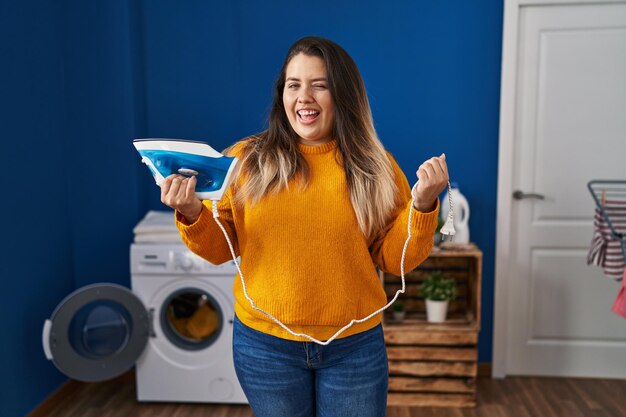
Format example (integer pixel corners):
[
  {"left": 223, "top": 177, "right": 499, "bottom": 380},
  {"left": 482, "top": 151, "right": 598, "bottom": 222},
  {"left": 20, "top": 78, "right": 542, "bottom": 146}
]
[{"left": 513, "top": 190, "right": 545, "bottom": 200}]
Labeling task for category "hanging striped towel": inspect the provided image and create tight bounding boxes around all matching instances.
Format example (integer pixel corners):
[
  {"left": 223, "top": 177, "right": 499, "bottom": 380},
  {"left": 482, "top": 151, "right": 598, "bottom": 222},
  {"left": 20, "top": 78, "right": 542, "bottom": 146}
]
[
  {"left": 612, "top": 268, "right": 626, "bottom": 319},
  {"left": 586, "top": 199, "right": 626, "bottom": 281}
]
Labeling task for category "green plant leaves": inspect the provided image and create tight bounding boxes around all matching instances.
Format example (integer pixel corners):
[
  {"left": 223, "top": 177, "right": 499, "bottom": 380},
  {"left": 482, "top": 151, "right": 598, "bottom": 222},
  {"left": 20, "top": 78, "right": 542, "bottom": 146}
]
[{"left": 419, "top": 271, "right": 457, "bottom": 301}]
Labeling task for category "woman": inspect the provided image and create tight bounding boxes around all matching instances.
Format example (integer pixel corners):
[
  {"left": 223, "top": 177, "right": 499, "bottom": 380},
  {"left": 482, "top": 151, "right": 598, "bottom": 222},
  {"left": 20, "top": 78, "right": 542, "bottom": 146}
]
[{"left": 161, "top": 36, "right": 448, "bottom": 417}]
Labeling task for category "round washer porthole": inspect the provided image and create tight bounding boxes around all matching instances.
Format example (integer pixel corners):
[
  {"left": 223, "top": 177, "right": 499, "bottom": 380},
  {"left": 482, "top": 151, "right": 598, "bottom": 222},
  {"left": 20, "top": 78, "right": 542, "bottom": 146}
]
[
  {"left": 68, "top": 300, "right": 132, "bottom": 359},
  {"left": 160, "top": 287, "right": 223, "bottom": 351},
  {"left": 44, "top": 284, "right": 150, "bottom": 382}
]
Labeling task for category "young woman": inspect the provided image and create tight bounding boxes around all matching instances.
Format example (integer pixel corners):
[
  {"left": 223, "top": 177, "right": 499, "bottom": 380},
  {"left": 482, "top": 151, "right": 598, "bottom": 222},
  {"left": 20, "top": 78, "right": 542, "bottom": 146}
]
[{"left": 160, "top": 36, "right": 448, "bottom": 417}]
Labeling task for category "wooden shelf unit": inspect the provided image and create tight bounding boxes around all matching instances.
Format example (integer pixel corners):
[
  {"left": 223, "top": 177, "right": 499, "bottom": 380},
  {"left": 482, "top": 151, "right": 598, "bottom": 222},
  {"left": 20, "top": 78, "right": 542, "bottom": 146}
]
[{"left": 381, "top": 245, "right": 482, "bottom": 408}]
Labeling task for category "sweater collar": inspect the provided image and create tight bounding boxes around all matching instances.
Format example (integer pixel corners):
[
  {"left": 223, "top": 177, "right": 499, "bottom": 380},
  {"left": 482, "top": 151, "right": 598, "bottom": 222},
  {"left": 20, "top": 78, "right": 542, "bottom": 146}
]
[{"left": 297, "top": 139, "right": 338, "bottom": 155}]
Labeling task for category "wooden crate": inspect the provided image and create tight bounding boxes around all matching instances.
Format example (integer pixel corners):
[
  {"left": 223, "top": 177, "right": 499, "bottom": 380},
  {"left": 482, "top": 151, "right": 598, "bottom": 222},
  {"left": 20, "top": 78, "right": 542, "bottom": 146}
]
[{"left": 381, "top": 244, "right": 482, "bottom": 408}]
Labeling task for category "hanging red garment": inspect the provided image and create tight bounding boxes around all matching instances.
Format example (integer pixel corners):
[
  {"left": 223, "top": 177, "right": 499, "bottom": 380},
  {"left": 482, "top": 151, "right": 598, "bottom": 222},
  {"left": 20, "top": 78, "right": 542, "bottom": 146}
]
[{"left": 612, "top": 268, "right": 626, "bottom": 319}]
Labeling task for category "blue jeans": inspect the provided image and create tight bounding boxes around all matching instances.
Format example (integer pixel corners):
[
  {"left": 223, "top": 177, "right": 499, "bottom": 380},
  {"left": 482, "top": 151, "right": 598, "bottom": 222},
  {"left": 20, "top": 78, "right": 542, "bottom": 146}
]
[{"left": 233, "top": 316, "right": 388, "bottom": 417}]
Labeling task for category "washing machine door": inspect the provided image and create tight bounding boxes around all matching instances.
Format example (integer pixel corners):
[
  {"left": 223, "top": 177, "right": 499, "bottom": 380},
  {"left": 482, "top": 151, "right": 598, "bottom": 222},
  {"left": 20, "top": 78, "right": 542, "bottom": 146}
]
[{"left": 42, "top": 283, "right": 150, "bottom": 382}]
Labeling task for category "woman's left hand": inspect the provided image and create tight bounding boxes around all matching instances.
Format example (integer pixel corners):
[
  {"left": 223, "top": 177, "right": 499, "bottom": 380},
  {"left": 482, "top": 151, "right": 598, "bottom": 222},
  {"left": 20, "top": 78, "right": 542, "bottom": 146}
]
[{"left": 412, "top": 153, "right": 449, "bottom": 212}]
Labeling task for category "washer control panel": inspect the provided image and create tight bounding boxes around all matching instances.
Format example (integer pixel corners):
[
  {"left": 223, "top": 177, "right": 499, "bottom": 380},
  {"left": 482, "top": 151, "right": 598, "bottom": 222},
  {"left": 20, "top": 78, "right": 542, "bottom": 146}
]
[{"left": 131, "top": 243, "right": 237, "bottom": 275}]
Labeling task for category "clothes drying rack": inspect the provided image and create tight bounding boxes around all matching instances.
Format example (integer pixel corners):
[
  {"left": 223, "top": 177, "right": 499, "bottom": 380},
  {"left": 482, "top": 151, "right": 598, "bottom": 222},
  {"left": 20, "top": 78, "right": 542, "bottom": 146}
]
[{"left": 588, "top": 180, "right": 626, "bottom": 261}]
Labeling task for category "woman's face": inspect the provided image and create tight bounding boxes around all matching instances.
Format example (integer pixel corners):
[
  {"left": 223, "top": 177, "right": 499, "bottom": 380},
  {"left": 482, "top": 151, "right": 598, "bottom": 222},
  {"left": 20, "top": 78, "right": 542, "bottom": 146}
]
[{"left": 283, "top": 53, "right": 335, "bottom": 146}]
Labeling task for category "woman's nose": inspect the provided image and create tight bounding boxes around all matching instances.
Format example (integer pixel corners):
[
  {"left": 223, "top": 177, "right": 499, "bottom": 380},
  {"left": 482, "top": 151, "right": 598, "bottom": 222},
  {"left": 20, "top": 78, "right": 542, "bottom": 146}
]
[{"left": 297, "top": 86, "right": 314, "bottom": 103}]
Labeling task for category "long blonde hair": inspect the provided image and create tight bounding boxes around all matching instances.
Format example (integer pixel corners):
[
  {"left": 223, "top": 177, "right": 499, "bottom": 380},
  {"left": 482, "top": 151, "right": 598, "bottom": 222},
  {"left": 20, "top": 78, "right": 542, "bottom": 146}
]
[{"left": 227, "top": 37, "right": 399, "bottom": 239}]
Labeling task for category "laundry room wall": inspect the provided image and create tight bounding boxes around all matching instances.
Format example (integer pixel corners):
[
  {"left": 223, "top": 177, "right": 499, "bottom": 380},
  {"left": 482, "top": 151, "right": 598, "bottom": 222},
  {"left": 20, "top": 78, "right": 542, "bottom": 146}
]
[
  {"left": 62, "top": 0, "right": 143, "bottom": 289},
  {"left": 1, "top": 2, "right": 75, "bottom": 417},
  {"left": 2, "top": 1, "right": 145, "bottom": 416},
  {"left": 4, "top": 2, "right": 503, "bottom": 417}
]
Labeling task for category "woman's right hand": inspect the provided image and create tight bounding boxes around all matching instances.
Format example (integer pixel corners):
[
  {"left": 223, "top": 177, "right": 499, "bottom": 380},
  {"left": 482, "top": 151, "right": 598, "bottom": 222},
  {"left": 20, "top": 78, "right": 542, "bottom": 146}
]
[{"left": 161, "top": 174, "right": 203, "bottom": 223}]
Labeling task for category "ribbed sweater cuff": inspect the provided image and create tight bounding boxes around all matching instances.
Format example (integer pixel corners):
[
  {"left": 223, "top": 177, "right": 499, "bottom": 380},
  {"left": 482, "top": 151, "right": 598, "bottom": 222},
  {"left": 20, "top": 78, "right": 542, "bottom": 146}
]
[
  {"left": 409, "top": 198, "right": 440, "bottom": 235},
  {"left": 174, "top": 204, "right": 214, "bottom": 239}
]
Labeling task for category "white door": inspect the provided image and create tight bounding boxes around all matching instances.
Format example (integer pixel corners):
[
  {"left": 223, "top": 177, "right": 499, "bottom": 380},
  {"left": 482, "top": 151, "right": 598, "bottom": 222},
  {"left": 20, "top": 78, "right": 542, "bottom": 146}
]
[{"left": 494, "top": 0, "right": 626, "bottom": 378}]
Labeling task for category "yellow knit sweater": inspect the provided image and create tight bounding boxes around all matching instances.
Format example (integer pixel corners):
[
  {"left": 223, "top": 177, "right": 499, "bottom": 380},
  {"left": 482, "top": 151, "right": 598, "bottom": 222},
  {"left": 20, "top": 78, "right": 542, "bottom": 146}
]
[{"left": 175, "top": 139, "right": 439, "bottom": 341}]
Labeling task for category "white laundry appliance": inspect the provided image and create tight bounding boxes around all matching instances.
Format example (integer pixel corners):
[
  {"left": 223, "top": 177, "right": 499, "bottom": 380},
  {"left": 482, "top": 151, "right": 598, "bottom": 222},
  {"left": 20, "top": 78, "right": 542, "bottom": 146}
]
[{"left": 42, "top": 211, "right": 247, "bottom": 404}]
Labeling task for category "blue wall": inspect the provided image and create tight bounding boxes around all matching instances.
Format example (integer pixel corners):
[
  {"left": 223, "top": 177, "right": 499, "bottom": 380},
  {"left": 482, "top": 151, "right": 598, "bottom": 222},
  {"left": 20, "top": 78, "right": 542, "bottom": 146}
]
[
  {"left": 62, "top": 0, "right": 142, "bottom": 288},
  {"left": 1, "top": 2, "right": 75, "bottom": 416},
  {"left": 2, "top": 1, "right": 502, "bottom": 416}
]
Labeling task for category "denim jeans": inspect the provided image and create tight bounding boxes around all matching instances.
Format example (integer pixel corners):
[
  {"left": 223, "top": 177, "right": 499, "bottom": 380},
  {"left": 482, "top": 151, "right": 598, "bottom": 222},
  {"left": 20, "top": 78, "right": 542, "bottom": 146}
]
[{"left": 233, "top": 316, "right": 388, "bottom": 417}]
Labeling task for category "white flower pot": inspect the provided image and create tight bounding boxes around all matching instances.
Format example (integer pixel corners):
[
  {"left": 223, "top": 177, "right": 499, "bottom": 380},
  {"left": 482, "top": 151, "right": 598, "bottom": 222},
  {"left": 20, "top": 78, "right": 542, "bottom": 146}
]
[
  {"left": 426, "top": 299, "right": 449, "bottom": 323},
  {"left": 393, "top": 310, "right": 406, "bottom": 322}
]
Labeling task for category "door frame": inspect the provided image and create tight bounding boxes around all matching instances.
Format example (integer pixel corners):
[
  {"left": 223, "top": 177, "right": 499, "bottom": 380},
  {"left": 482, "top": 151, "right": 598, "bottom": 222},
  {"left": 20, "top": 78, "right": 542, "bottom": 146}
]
[{"left": 492, "top": 0, "right": 626, "bottom": 378}]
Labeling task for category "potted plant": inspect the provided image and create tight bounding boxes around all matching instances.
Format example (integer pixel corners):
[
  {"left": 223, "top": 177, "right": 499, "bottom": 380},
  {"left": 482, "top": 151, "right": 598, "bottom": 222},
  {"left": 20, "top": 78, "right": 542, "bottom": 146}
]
[
  {"left": 420, "top": 271, "right": 457, "bottom": 323},
  {"left": 392, "top": 300, "right": 405, "bottom": 322}
]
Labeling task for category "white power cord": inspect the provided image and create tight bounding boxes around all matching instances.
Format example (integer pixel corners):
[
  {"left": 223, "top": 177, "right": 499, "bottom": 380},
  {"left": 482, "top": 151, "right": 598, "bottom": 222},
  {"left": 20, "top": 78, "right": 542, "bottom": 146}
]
[
  {"left": 440, "top": 182, "right": 456, "bottom": 239},
  {"left": 211, "top": 180, "right": 455, "bottom": 345}
]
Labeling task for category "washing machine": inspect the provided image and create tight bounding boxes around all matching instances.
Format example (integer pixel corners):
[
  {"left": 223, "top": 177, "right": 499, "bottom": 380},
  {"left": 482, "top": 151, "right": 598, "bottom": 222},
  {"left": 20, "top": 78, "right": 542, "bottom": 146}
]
[{"left": 42, "top": 211, "right": 247, "bottom": 404}]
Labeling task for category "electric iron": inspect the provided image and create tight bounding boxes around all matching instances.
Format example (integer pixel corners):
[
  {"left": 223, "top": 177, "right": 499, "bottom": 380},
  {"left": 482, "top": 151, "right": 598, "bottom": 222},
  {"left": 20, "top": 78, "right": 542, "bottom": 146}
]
[{"left": 133, "top": 138, "right": 239, "bottom": 201}]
